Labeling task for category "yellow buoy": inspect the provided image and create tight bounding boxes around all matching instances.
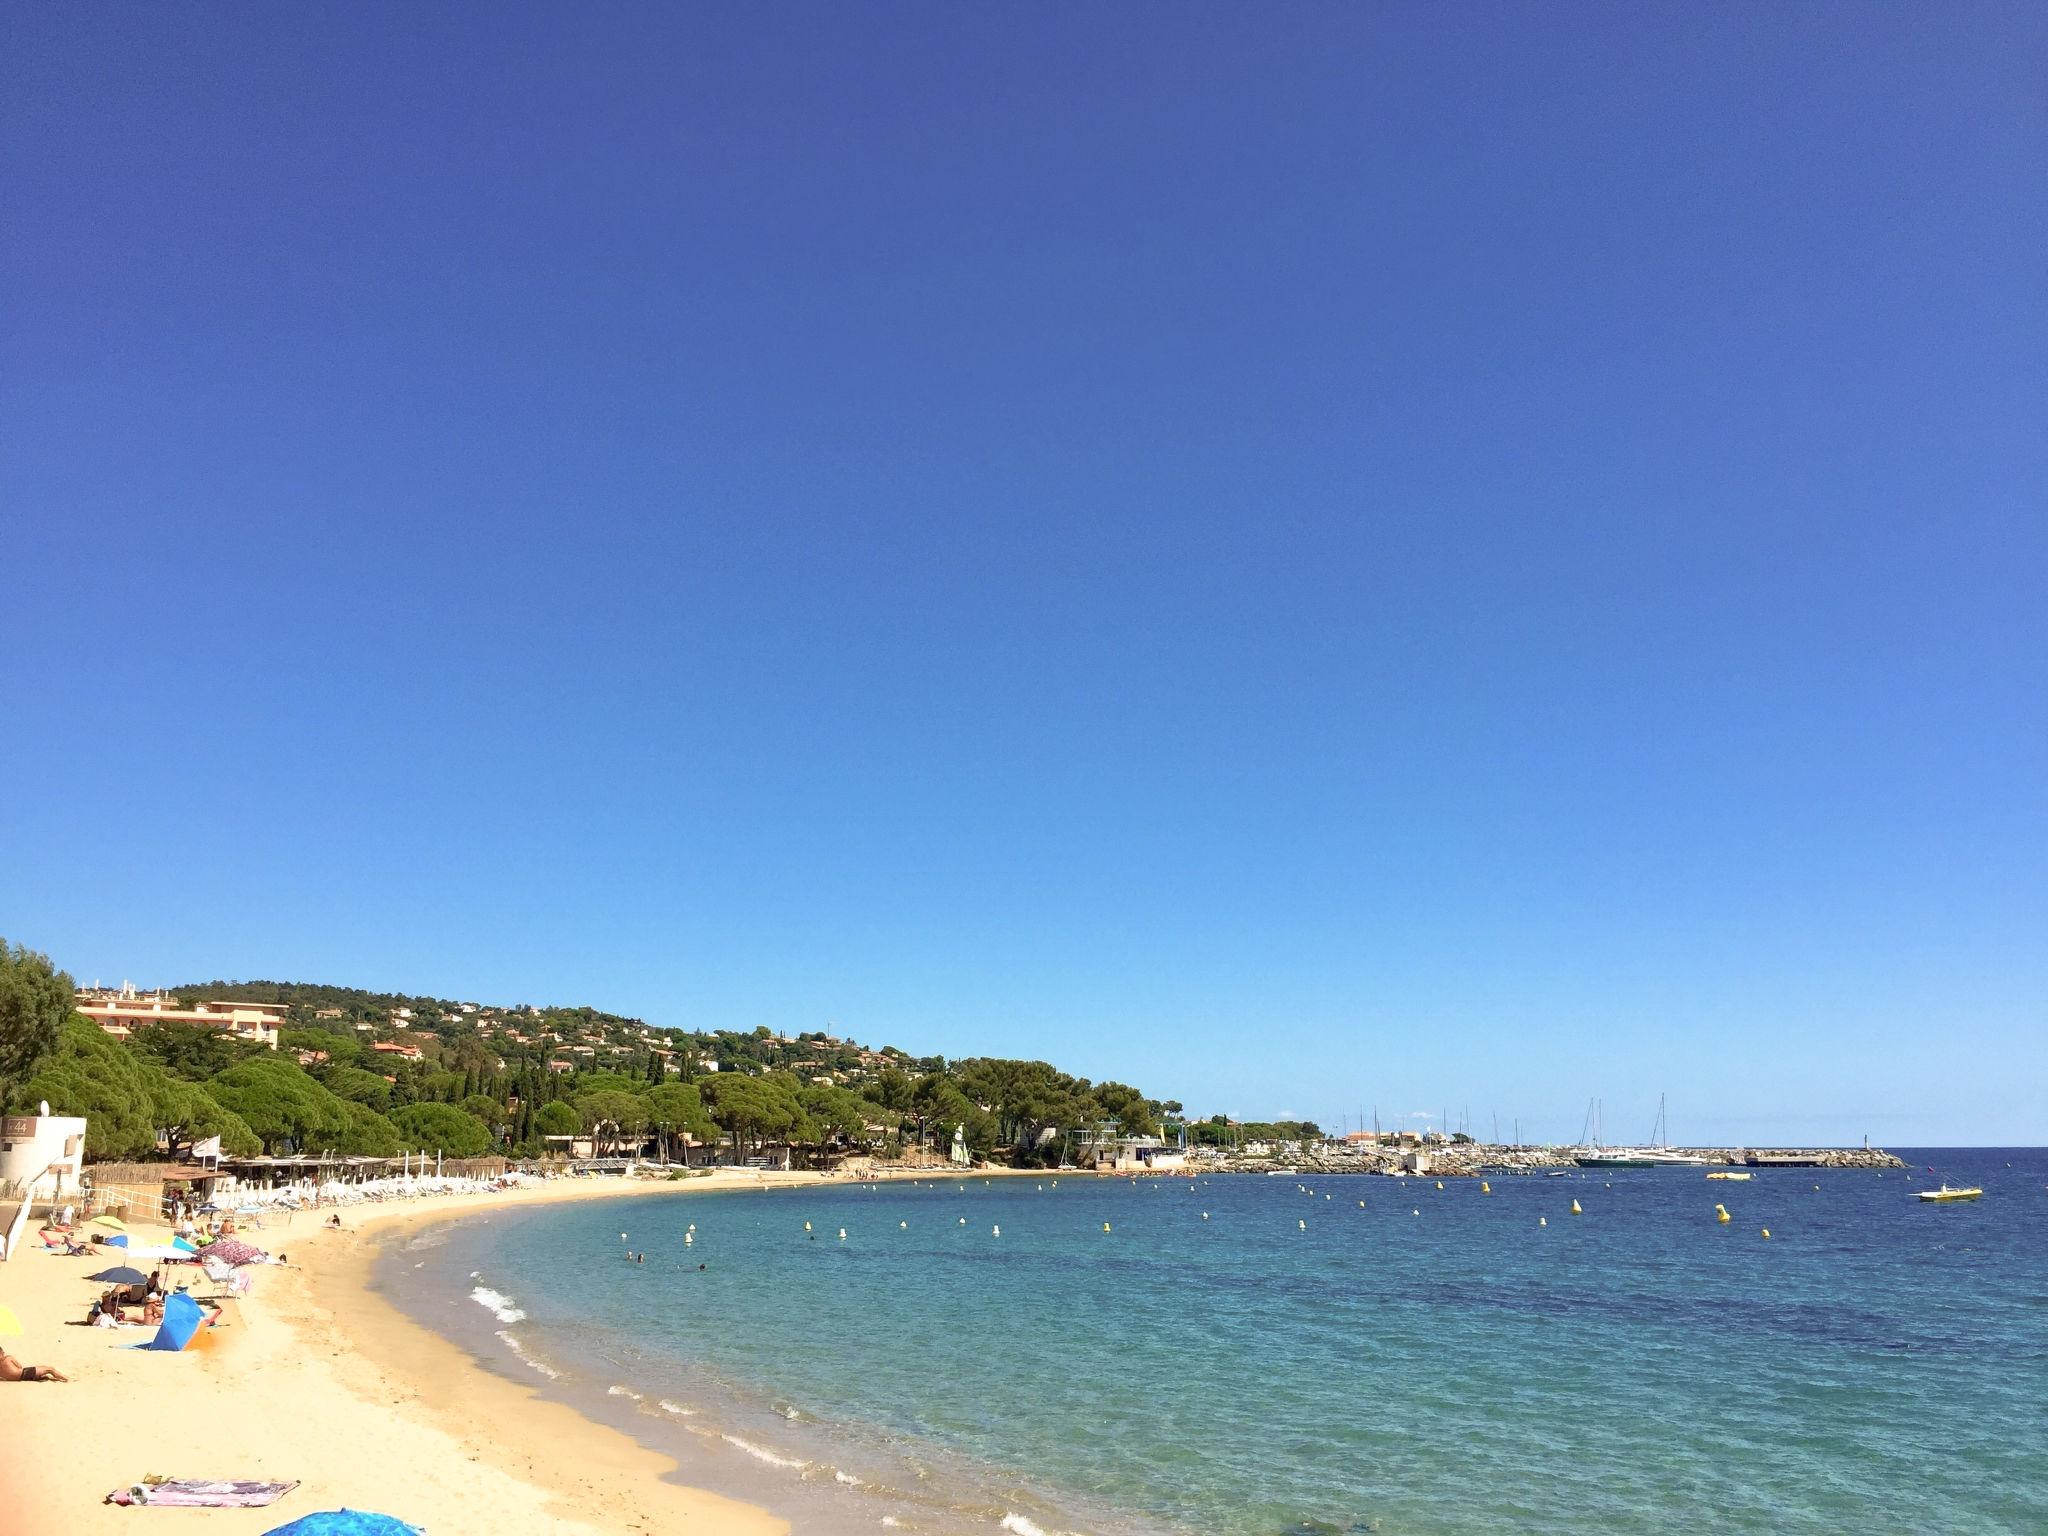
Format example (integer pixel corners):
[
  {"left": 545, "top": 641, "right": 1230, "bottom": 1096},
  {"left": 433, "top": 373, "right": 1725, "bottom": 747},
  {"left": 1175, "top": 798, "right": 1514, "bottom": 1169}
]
[
  {"left": 1570, "top": 1199, "right": 1583, "bottom": 1215},
  {"left": 1539, "top": 1216, "right": 1547, "bottom": 1227},
  {"left": 1103, "top": 1222, "right": 1111, "bottom": 1232},
  {"left": 1715, "top": 1204, "right": 1731, "bottom": 1224},
  {"left": 803, "top": 1221, "right": 812, "bottom": 1232},
  {"left": 1358, "top": 1200, "right": 1365, "bottom": 1207},
  {"left": 1761, "top": 1228, "right": 1771, "bottom": 1239},
  {"left": 1435, "top": 1181, "right": 1444, "bottom": 1190},
  {"left": 1481, "top": 1182, "right": 1491, "bottom": 1194}
]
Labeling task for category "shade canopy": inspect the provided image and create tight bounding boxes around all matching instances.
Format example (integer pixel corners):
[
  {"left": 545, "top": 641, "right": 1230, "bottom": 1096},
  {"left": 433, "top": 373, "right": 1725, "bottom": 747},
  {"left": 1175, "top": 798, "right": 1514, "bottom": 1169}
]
[
  {"left": 202, "top": 1236, "right": 267, "bottom": 1266},
  {"left": 89, "top": 1266, "right": 148, "bottom": 1285},
  {"left": 262, "top": 1512, "right": 424, "bottom": 1536},
  {"left": 144, "top": 1293, "right": 206, "bottom": 1352},
  {"left": 89, "top": 1214, "right": 126, "bottom": 1230}
]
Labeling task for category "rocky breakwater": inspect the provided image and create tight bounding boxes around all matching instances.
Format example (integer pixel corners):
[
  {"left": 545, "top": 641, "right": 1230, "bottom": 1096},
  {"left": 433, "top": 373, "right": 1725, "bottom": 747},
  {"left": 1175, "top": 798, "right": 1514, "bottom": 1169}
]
[{"left": 1192, "top": 1144, "right": 1905, "bottom": 1175}]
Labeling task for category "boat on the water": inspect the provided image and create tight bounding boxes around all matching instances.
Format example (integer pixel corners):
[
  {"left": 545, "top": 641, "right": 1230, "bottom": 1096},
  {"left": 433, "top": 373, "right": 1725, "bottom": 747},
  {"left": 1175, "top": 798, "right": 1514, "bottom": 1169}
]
[
  {"left": 1572, "top": 1095, "right": 1709, "bottom": 1168},
  {"left": 1916, "top": 1185, "right": 1983, "bottom": 1203},
  {"left": 1706, "top": 1170, "right": 1752, "bottom": 1181},
  {"left": 1574, "top": 1147, "right": 1709, "bottom": 1169}
]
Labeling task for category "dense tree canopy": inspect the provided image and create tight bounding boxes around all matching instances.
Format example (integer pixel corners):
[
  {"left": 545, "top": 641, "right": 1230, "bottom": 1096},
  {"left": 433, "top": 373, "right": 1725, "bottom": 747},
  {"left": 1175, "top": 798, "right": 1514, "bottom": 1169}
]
[
  {"left": 131, "top": 1021, "right": 258, "bottom": 1081},
  {"left": 322, "top": 1065, "right": 395, "bottom": 1112},
  {"left": 207, "top": 1056, "right": 356, "bottom": 1154},
  {"left": 533, "top": 1100, "right": 581, "bottom": 1137},
  {"left": 7, "top": 1016, "right": 259, "bottom": 1160},
  {"left": 576, "top": 1090, "right": 649, "bottom": 1156},
  {"left": 10, "top": 954, "right": 1180, "bottom": 1173},
  {"left": 390, "top": 1102, "right": 493, "bottom": 1157},
  {"left": 0, "top": 940, "right": 74, "bottom": 1098},
  {"left": 644, "top": 1082, "right": 718, "bottom": 1162}
]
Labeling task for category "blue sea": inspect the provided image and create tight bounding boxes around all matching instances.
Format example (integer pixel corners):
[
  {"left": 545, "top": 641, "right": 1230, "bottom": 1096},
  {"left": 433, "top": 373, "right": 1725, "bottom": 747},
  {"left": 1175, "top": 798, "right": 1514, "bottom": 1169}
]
[{"left": 382, "top": 1148, "right": 2046, "bottom": 1536}]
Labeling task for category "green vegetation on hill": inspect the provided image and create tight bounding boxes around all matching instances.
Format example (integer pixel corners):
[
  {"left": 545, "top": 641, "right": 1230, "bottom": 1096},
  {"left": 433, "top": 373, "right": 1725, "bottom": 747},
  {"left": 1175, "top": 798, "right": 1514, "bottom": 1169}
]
[{"left": 2, "top": 957, "right": 1185, "bottom": 1169}]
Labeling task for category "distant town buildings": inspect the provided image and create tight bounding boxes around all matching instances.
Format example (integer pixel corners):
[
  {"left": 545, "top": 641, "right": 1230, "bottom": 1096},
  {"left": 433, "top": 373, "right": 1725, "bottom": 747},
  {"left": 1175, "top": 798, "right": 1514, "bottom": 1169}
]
[{"left": 74, "top": 982, "right": 283, "bottom": 1049}]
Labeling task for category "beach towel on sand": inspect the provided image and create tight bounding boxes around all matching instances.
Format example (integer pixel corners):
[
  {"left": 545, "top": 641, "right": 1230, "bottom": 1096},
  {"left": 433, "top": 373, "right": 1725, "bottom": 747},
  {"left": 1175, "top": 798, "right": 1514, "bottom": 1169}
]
[{"left": 105, "top": 1478, "right": 300, "bottom": 1507}]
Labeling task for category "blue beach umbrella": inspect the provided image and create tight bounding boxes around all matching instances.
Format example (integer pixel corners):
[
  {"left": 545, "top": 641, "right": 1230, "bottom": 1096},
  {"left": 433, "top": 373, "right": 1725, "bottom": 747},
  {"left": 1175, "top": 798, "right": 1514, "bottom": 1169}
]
[
  {"left": 263, "top": 1513, "right": 423, "bottom": 1536},
  {"left": 143, "top": 1292, "right": 206, "bottom": 1352},
  {"left": 89, "top": 1265, "right": 148, "bottom": 1285}
]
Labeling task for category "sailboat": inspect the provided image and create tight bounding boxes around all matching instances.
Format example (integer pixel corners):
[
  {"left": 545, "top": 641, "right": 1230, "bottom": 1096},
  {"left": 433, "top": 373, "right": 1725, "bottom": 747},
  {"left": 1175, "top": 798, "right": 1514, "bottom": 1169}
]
[{"left": 1573, "top": 1094, "right": 1707, "bottom": 1168}]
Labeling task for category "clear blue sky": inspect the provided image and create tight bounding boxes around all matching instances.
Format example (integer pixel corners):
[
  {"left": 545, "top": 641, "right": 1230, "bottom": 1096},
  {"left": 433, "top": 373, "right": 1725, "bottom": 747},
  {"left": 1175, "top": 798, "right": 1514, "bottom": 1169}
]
[{"left": 5, "top": 4, "right": 2043, "bottom": 1145}]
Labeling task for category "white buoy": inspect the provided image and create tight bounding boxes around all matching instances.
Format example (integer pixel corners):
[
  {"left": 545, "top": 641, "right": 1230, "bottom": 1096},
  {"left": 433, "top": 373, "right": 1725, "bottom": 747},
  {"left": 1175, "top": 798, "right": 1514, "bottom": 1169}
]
[
  {"left": 838, "top": 1228, "right": 847, "bottom": 1241},
  {"left": 1201, "top": 1212, "right": 1209, "bottom": 1219},
  {"left": 1540, "top": 1216, "right": 1548, "bottom": 1227},
  {"left": 1298, "top": 1219, "right": 1306, "bottom": 1230},
  {"left": 992, "top": 1225, "right": 1001, "bottom": 1237},
  {"left": 803, "top": 1221, "right": 812, "bottom": 1232},
  {"left": 900, "top": 1220, "right": 907, "bottom": 1229},
  {"left": 958, "top": 1217, "right": 966, "bottom": 1225}
]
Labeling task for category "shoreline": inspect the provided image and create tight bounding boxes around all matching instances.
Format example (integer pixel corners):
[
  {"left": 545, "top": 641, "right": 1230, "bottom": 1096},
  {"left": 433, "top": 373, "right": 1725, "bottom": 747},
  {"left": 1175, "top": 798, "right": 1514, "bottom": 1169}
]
[{"left": 0, "top": 1166, "right": 1017, "bottom": 1536}]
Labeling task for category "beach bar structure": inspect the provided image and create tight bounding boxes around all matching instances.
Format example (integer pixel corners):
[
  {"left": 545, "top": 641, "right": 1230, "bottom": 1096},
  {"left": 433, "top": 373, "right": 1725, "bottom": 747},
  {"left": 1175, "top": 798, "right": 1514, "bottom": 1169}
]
[
  {"left": 1078, "top": 1132, "right": 1186, "bottom": 1172},
  {"left": 214, "top": 1153, "right": 510, "bottom": 1192},
  {"left": 1, "top": 1110, "right": 88, "bottom": 1259}
]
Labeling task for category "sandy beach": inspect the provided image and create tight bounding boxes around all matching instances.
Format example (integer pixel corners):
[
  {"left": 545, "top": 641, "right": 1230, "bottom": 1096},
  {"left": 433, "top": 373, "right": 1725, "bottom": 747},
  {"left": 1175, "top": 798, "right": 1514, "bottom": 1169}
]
[{"left": 0, "top": 1169, "right": 949, "bottom": 1536}]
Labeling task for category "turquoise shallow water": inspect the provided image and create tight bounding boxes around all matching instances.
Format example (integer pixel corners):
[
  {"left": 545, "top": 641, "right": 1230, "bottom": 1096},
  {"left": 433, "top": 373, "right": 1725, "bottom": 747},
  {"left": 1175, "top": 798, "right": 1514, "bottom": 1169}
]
[{"left": 387, "top": 1148, "right": 2046, "bottom": 1536}]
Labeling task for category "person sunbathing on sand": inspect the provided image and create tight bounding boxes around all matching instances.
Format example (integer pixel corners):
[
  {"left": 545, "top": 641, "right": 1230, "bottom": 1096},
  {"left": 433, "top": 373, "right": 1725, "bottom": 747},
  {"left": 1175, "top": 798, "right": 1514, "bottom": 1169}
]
[{"left": 0, "top": 1351, "right": 68, "bottom": 1383}]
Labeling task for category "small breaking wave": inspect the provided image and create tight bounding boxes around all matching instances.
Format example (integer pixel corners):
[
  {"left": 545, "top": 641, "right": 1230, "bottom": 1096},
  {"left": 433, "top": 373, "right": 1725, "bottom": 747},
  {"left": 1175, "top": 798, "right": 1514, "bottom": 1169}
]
[
  {"left": 999, "top": 1516, "right": 1052, "bottom": 1536},
  {"left": 471, "top": 1286, "right": 525, "bottom": 1324},
  {"left": 722, "top": 1433, "right": 808, "bottom": 1470},
  {"left": 657, "top": 1399, "right": 695, "bottom": 1417},
  {"left": 494, "top": 1330, "right": 560, "bottom": 1379},
  {"left": 608, "top": 1385, "right": 645, "bottom": 1401},
  {"left": 833, "top": 1468, "right": 866, "bottom": 1486}
]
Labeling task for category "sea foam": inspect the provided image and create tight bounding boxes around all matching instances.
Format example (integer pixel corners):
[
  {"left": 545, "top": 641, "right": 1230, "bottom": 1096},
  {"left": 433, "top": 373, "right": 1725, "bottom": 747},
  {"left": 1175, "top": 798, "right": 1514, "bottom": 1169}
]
[
  {"left": 494, "top": 1330, "right": 559, "bottom": 1379},
  {"left": 722, "top": 1434, "right": 808, "bottom": 1470},
  {"left": 470, "top": 1286, "right": 525, "bottom": 1323}
]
